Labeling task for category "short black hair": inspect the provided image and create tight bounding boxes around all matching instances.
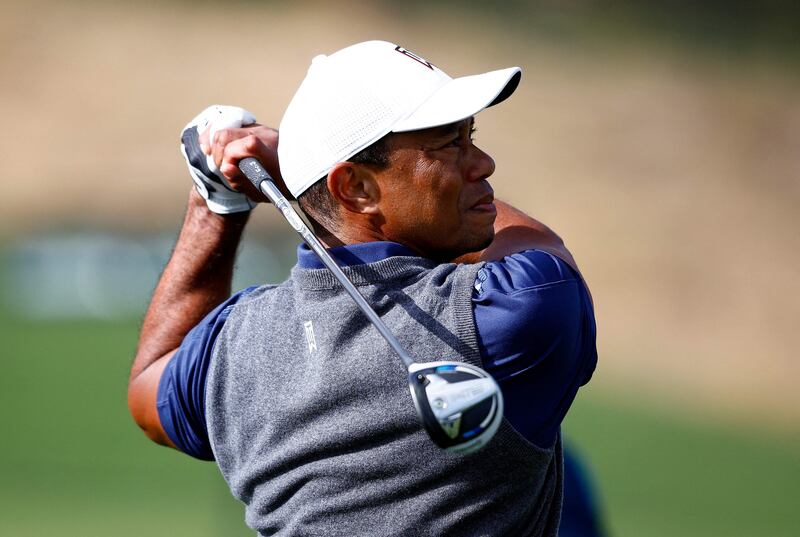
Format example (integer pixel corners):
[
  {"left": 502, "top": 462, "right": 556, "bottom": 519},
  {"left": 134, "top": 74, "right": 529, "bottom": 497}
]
[
  {"left": 346, "top": 132, "right": 392, "bottom": 169},
  {"left": 296, "top": 178, "right": 339, "bottom": 233},
  {"left": 296, "top": 133, "right": 392, "bottom": 232}
]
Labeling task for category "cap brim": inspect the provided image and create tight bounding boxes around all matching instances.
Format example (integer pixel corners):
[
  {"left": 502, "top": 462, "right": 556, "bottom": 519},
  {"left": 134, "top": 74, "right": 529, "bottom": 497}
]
[{"left": 391, "top": 67, "right": 521, "bottom": 133}]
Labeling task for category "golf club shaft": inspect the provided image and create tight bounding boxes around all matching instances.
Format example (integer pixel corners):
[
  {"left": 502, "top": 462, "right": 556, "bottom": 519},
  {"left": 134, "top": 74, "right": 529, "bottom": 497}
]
[{"left": 238, "top": 157, "right": 416, "bottom": 369}]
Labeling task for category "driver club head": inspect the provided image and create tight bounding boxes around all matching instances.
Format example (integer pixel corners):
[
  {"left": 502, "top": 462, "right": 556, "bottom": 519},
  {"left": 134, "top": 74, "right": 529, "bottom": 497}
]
[{"left": 408, "top": 361, "right": 504, "bottom": 455}]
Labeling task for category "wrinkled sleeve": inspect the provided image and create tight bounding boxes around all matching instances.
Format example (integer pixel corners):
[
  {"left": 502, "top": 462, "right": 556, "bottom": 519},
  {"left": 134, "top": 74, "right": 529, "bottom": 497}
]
[
  {"left": 156, "top": 287, "right": 257, "bottom": 460},
  {"left": 473, "top": 250, "right": 597, "bottom": 448}
]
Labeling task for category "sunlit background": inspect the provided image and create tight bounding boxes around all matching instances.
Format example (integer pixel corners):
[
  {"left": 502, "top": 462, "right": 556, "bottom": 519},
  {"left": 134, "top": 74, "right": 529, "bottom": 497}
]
[{"left": 1, "top": 1, "right": 799, "bottom": 535}]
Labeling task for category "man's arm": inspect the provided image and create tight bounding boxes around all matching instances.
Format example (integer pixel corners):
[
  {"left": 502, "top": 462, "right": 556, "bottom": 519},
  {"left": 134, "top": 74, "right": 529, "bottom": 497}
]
[
  {"left": 128, "top": 114, "right": 282, "bottom": 448},
  {"left": 127, "top": 190, "right": 248, "bottom": 447},
  {"left": 467, "top": 202, "right": 598, "bottom": 448},
  {"left": 457, "top": 200, "right": 579, "bottom": 270},
  {"left": 457, "top": 200, "right": 593, "bottom": 307}
]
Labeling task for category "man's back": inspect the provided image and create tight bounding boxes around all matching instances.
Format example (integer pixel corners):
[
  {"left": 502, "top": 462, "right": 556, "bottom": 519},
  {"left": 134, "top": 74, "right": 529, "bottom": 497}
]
[{"left": 207, "top": 256, "right": 563, "bottom": 536}]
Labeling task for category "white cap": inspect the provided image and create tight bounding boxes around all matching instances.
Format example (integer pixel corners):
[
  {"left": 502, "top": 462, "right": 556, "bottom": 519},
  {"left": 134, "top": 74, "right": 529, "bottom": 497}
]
[{"left": 278, "top": 40, "right": 521, "bottom": 197}]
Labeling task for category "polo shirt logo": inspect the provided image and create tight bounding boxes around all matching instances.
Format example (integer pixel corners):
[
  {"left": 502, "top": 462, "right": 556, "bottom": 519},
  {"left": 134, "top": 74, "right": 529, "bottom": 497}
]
[{"left": 304, "top": 320, "right": 318, "bottom": 354}]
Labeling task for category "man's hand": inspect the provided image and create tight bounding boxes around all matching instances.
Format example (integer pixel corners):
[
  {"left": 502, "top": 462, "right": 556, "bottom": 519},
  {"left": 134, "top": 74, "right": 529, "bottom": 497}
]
[
  {"left": 201, "top": 120, "right": 291, "bottom": 202},
  {"left": 180, "top": 105, "right": 288, "bottom": 213},
  {"left": 180, "top": 105, "right": 259, "bottom": 214}
]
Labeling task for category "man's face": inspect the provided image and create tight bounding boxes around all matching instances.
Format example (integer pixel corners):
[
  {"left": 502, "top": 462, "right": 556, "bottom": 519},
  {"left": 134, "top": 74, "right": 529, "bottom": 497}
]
[{"left": 374, "top": 118, "right": 497, "bottom": 261}]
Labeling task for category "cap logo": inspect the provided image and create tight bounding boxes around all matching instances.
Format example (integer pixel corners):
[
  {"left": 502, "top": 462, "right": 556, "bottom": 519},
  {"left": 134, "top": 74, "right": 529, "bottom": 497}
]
[{"left": 394, "top": 45, "right": 434, "bottom": 70}]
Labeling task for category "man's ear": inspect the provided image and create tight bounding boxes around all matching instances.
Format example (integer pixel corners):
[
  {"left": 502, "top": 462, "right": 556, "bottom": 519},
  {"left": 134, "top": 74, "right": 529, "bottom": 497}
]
[{"left": 327, "top": 162, "right": 380, "bottom": 214}]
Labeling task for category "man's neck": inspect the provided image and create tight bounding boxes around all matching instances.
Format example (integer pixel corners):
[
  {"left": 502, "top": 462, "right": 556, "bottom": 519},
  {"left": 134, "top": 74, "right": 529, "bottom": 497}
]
[{"left": 315, "top": 220, "right": 396, "bottom": 251}]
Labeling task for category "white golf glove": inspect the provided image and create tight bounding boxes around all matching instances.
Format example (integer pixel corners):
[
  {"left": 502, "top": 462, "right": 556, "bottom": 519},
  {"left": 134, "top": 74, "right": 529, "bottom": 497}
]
[{"left": 180, "top": 105, "right": 258, "bottom": 214}]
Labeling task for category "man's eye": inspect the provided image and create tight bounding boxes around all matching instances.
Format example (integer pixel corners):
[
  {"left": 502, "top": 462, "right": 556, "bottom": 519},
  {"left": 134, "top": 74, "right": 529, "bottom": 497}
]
[
  {"left": 434, "top": 125, "right": 476, "bottom": 150},
  {"left": 442, "top": 127, "right": 476, "bottom": 148}
]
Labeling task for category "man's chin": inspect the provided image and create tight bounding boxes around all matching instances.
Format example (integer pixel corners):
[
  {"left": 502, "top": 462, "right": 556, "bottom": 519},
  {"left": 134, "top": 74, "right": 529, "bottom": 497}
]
[
  {"left": 471, "top": 226, "right": 495, "bottom": 251},
  {"left": 443, "top": 230, "right": 494, "bottom": 262},
  {"left": 469, "top": 235, "right": 494, "bottom": 255}
]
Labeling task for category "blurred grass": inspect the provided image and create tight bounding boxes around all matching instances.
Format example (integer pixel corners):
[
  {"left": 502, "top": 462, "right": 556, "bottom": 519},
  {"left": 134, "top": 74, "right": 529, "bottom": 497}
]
[
  {"left": 563, "top": 392, "right": 800, "bottom": 536},
  {"left": 0, "top": 314, "right": 251, "bottom": 537},
  {"left": 1, "top": 311, "right": 798, "bottom": 536}
]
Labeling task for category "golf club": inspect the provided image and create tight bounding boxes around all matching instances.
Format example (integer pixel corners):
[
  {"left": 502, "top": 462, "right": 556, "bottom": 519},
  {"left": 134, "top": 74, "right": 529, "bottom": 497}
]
[{"left": 238, "top": 157, "right": 503, "bottom": 454}]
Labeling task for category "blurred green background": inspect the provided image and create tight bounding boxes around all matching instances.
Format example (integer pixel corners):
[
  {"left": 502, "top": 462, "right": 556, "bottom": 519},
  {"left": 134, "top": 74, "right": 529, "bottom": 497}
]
[{"left": 1, "top": 1, "right": 799, "bottom": 535}]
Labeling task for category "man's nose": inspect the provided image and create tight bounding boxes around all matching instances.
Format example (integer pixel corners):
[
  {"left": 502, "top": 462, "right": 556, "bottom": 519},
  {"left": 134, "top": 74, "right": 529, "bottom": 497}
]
[{"left": 466, "top": 144, "right": 496, "bottom": 181}]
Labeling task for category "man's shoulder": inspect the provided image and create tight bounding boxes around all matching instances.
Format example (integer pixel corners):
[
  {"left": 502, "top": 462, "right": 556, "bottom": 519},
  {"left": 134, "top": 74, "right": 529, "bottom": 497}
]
[
  {"left": 409, "top": 258, "right": 485, "bottom": 293},
  {"left": 236, "top": 281, "right": 285, "bottom": 302},
  {"left": 475, "top": 249, "right": 579, "bottom": 297},
  {"left": 472, "top": 249, "right": 591, "bottom": 361}
]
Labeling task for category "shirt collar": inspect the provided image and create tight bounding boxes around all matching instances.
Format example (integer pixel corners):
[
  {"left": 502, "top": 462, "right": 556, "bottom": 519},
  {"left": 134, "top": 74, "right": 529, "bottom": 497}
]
[{"left": 297, "top": 241, "right": 420, "bottom": 269}]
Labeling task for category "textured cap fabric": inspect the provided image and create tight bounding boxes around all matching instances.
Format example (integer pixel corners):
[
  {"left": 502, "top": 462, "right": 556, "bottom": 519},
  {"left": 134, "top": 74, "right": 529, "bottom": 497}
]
[{"left": 278, "top": 40, "right": 521, "bottom": 197}]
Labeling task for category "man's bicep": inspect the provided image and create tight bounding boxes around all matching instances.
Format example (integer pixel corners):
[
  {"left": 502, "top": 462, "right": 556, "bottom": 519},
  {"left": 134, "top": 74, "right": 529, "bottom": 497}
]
[
  {"left": 128, "top": 316, "right": 217, "bottom": 457},
  {"left": 128, "top": 350, "right": 178, "bottom": 448},
  {"left": 128, "top": 287, "right": 256, "bottom": 458},
  {"left": 154, "top": 322, "right": 219, "bottom": 461}
]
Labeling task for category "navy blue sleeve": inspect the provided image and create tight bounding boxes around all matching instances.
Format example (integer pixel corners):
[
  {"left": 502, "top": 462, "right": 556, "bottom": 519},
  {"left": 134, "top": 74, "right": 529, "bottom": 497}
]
[
  {"left": 473, "top": 250, "right": 597, "bottom": 448},
  {"left": 156, "top": 287, "right": 257, "bottom": 460}
]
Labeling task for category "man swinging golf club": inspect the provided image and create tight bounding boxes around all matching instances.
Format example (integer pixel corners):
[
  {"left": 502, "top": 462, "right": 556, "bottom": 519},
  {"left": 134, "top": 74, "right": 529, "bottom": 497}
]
[{"left": 128, "top": 40, "right": 597, "bottom": 536}]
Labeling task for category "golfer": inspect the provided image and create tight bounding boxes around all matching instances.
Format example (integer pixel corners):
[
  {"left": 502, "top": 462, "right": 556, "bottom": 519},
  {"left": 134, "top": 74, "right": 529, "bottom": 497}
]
[{"left": 129, "top": 40, "right": 597, "bottom": 536}]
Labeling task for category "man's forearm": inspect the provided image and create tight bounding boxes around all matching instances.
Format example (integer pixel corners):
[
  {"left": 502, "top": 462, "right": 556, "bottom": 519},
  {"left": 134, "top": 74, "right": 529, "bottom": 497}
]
[{"left": 131, "top": 189, "right": 249, "bottom": 380}]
